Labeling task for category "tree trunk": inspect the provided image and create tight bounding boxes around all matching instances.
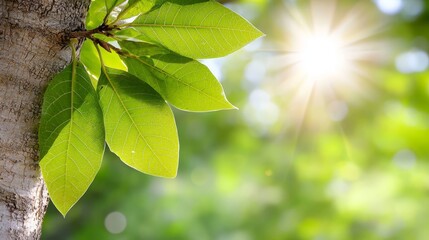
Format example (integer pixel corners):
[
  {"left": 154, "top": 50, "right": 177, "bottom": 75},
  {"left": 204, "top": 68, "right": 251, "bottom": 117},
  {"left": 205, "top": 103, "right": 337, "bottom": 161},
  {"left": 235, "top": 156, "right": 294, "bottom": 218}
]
[{"left": 0, "top": 0, "right": 90, "bottom": 239}]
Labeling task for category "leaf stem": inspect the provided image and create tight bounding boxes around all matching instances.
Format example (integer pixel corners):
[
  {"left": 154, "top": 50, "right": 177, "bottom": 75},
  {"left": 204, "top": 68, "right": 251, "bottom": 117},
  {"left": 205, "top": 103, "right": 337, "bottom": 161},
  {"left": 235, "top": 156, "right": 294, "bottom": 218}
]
[
  {"left": 69, "top": 24, "right": 118, "bottom": 39},
  {"left": 69, "top": 39, "right": 78, "bottom": 80},
  {"left": 93, "top": 38, "right": 136, "bottom": 59},
  {"left": 67, "top": 40, "right": 77, "bottom": 191},
  {"left": 93, "top": 40, "right": 107, "bottom": 75}
]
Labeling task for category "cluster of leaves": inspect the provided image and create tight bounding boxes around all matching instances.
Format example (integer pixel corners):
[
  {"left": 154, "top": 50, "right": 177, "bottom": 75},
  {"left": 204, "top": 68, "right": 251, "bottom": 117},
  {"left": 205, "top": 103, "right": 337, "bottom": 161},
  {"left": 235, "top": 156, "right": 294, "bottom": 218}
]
[{"left": 38, "top": 0, "right": 263, "bottom": 216}]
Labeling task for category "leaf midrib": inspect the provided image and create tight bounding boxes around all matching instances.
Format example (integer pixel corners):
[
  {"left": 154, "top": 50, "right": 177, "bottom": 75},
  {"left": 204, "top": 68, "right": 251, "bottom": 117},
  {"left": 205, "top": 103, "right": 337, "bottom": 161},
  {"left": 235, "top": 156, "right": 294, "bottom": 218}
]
[
  {"left": 127, "top": 23, "right": 259, "bottom": 34},
  {"left": 62, "top": 57, "right": 78, "bottom": 209},
  {"left": 131, "top": 57, "right": 230, "bottom": 108},
  {"left": 103, "top": 72, "right": 172, "bottom": 175}
]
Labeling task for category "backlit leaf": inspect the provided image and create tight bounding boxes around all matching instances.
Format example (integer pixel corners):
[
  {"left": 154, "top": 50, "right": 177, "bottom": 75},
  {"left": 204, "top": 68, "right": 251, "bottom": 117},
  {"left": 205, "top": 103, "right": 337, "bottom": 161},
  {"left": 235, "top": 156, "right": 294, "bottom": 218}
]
[
  {"left": 127, "top": 1, "right": 264, "bottom": 58},
  {"left": 116, "top": 0, "right": 155, "bottom": 22},
  {"left": 98, "top": 68, "right": 179, "bottom": 178},
  {"left": 120, "top": 40, "right": 170, "bottom": 56},
  {"left": 80, "top": 39, "right": 101, "bottom": 86},
  {"left": 86, "top": 0, "right": 106, "bottom": 30},
  {"left": 39, "top": 63, "right": 105, "bottom": 216},
  {"left": 123, "top": 54, "right": 236, "bottom": 111},
  {"left": 99, "top": 44, "right": 128, "bottom": 71},
  {"left": 105, "top": 0, "right": 125, "bottom": 13}
]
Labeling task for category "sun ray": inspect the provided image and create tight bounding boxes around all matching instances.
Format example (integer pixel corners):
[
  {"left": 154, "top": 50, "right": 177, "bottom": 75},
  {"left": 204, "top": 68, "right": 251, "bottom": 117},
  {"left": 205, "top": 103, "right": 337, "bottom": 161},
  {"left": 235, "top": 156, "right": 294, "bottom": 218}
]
[
  {"left": 290, "top": 80, "right": 316, "bottom": 157},
  {"left": 275, "top": 2, "right": 383, "bottom": 103},
  {"left": 265, "top": 0, "right": 388, "bottom": 153}
]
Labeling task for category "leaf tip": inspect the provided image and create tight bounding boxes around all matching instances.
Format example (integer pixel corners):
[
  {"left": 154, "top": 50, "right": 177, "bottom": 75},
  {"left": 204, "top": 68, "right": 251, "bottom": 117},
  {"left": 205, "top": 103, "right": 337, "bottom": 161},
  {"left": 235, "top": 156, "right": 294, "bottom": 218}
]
[
  {"left": 223, "top": 101, "right": 238, "bottom": 111},
  {"left": 60, "top": 210, "right": 68, "bottom": 218},
  {"left": 220, "top": 103, "right": 238, "bottom": 111},
  {"left": 53, "top": 201, "right": 73, "bottom": 218},
  {"left": 254, "top": 27, "right": 265, "bottom": 37}
]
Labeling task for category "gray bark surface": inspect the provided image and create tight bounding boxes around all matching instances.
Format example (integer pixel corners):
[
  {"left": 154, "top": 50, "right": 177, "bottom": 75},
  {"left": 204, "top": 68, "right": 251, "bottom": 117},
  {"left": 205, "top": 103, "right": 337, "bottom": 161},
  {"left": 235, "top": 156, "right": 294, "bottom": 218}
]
[{"left": 0, "top": 0, "right": 89, "bottom": 239}]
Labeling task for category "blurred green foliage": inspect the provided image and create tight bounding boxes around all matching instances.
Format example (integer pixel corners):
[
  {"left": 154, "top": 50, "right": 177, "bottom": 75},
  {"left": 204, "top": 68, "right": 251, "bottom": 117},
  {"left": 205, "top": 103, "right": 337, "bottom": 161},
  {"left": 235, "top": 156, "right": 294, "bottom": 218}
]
[{"left": 42, "top": 0, "right": 429, "bottom": 239}]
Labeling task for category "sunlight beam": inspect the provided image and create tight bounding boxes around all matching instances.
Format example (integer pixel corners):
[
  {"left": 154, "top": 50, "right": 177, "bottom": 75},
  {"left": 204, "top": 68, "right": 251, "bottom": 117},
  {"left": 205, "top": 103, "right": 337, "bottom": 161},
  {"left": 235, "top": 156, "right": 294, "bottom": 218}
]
[
  {"left": 297, "top": 34, "right": 346, "bottom": 80},
  {"left": 270, "top": 0, "right": 387, "bottom": 132}
]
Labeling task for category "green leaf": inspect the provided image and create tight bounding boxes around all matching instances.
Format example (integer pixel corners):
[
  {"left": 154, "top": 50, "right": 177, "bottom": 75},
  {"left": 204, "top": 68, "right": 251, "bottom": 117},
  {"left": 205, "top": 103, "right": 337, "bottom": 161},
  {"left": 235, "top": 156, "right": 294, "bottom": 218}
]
[
  {"left": 123, "top": 54, "right": 235, "bottom": 112},
  {"left": 99, "top": 44, "right": 128, "bottom": 71},
  {"left": 154, "top": 0, "right": 208, "bottom": 6},
  {"left": 86, "top": 0, "right": 126, "bottom": 29},
  {"left": 127, "top": 1, "right": 264, "bottom": 59},
  {"left": 120, "top": 40, "right": 170, "bottom": 56},
  {"left": 105, "top": 0, "right": 126, "bottom": 17},
  {"left": 100, "top": 0, "right": 127, "bottom": 25},
  {"left": 86, "top": 0, "right": 106, "bottom": 30},
  {"left": 39, "top": 63, "right": 105, "bottom": 216},
  {"left": 80, "top": 39, "right": 126, "bottom": 82},
  {"left": 80, "top": 39, "right": 101, "bottom": 86},
  {"left": 116, "top": 0, "right": 155, "bottom": 22},
  {"left": 92, "top": 33, "right": 117, "bottom": 43},
  {"left": 97, "top": 68, "right": 179, "bottom": 178}
]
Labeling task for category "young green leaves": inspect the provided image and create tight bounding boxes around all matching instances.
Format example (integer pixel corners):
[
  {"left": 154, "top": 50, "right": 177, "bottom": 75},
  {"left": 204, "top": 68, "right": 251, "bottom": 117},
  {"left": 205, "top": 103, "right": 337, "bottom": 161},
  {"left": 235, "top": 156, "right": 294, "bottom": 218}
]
[
  {"left": 40, "top": 0, "right": 263, "bottom": 216},
  {"left": 39, "top": 45, "right": 105, "bottom": 216},
  {"left": 126, "top": 1, "right": 264, "bottom": 58},
  {"left": 98, "top": 68, "right": 179, "bottom": 177},
  {"left": 123, "top": 54, "right": 235, "bottom": 111}
]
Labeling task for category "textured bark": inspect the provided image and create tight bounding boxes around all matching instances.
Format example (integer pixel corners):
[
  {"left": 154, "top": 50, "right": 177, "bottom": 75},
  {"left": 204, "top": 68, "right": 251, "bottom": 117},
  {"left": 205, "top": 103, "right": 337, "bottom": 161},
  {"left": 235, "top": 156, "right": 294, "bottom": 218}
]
[{"left": 0, "top": 0, "right": 90, "bottom": 239}]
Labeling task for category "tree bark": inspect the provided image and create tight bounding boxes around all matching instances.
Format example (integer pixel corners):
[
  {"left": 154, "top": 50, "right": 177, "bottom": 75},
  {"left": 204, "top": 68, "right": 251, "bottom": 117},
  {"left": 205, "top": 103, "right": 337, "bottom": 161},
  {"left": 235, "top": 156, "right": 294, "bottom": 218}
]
[{"left": 0, "top": 0, "right": 90, "bottom": 239}]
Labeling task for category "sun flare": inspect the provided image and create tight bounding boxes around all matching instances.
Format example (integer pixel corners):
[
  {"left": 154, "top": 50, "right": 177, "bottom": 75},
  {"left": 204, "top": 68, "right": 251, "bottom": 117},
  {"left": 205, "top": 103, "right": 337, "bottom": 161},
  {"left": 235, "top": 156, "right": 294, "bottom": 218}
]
[
  {"left": 269, "top": 0, "right": 388, "bottom": 134},
  {"left": 297, "top": 34, "right": 346, "bottom": 80}
]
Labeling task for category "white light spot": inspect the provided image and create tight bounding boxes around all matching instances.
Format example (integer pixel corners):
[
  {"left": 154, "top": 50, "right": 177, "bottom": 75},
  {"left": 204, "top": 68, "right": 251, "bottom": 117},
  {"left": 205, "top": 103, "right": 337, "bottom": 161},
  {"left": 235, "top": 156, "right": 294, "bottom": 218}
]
[
  {"left": 297, "top": 34, "right": 346, "bottom": 80},
  {"left": 245, "top": 59, "right": 267, "bottom": 84},
  {"left": 249, "top": 89, "right": 270, "bottom": 104},
  {"left": 224, "top": 3, "right": 258, "bottom": 21},
  {"left": 393, "top": 149, "right": 416, "bottom": 169},
  {"left": 326, "top": 179, "right": 349, "bottom": 197},
  {"left": 105, "top": 211, "right": 127, "bottom": 234},
  {"left": 200, "top": 59, "right": 224, "bottom": 81},
  {"left": 374, "top": 0, "right": 403, "bottom": 15},
  {"left": 244, "top": 37, "right": 264, "bottom": 51},
  {"left": 243, "top": 90, "right": 279, "bottom": 130},
  {"left": 402, "top": 0, "right": 424, "bottom": 18},
  {"left": 131, "top": 150, "right": 135, "bottom": 154},
  {"left": 328, "top": 101, "right": 348, "bottom": 122},
  {"left": 395, "top": 50, "right": 429, "bottom": 73}
]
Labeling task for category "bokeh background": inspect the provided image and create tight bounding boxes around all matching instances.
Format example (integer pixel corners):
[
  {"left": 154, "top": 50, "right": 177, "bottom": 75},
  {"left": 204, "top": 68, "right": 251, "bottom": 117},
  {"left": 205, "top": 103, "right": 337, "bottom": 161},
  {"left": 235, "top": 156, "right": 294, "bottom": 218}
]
[{"left": 42, "top": 0, "right": 429, "bottom": 239}]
